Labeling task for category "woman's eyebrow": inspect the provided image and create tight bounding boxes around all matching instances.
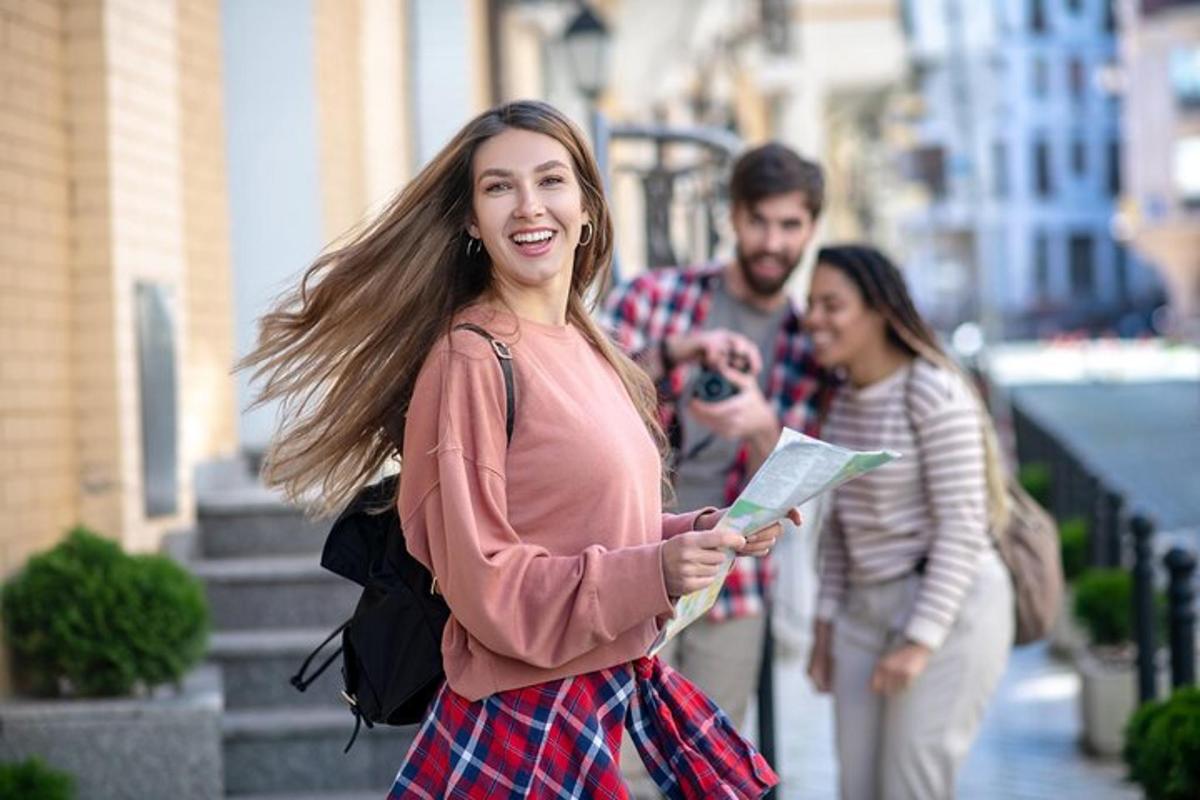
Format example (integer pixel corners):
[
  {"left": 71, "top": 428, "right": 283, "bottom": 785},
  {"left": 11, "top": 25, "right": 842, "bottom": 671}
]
[{"left": 477, "top": 160, "right": 569, "bottom": 182}]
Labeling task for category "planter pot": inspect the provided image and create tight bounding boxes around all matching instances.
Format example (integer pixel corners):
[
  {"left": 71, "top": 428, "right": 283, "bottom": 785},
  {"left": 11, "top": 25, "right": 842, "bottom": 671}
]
[
  {"left": 1076, "top": 648, "right": 1168, "bottom": 758},
  {"left": 1049, "top": 587, "right": 1086, "bottom": 661},
  {"left": 0, "top": 665, "right": 223, "bottom": 800},
  {"left": 1077, "top": 648, "right": 1136, "bottom": 757}
]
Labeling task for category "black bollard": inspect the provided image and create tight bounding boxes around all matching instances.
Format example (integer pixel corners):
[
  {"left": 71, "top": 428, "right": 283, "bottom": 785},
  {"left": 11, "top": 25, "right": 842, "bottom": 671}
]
[
  {"left": 1163, "top": 548, "right": 1197, "bottom": 689},
  {"left": 757, "top": 607, "right": 776, "bottom": 798},
  {"left": 1050, "top": 445, "right": 1070, "bottom": 522},
  {"left": 1083, "top": 471, "right": 1106, "bottom": 568},
  {"left": 1105, "top": 491, "right": 1126, "bottom": 568},
  {"left": 1131, "top": 515, "right": 1158, "bottom": 702}
]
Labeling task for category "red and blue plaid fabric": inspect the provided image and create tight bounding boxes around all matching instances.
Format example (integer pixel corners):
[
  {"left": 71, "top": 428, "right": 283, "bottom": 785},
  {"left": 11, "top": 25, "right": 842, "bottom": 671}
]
[
  {"left": 600, "top": 264, "right": 828, "bottom": 620},
  {"left": 388, "top": 657, "right": 777, "bottom": 799}
]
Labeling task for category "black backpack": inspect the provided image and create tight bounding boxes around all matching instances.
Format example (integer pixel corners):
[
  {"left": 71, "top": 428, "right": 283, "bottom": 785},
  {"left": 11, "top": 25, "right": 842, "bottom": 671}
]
[{"left": 289, "top": 323, "right": 515, "bottom": 751}]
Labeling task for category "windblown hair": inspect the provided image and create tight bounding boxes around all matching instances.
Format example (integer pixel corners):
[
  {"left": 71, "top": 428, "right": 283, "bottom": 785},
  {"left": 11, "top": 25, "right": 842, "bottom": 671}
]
[
  {"left": 240, "top": 100, "right": 667, "bottom": 515},
  {"left": 815, "top": 244, "right": 1010, "bottom": 528}
]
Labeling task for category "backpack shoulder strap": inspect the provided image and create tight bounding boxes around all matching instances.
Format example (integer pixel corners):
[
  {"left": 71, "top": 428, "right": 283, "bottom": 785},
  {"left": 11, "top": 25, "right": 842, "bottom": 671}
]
[{"left": 453, "top": 322, "right": 515, "bottom": 445}]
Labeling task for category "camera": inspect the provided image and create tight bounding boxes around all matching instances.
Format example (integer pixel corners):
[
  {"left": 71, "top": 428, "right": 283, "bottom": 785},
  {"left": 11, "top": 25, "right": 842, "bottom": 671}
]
[{"left": 691, "top": 352, "right": 752, "bottom": 403}]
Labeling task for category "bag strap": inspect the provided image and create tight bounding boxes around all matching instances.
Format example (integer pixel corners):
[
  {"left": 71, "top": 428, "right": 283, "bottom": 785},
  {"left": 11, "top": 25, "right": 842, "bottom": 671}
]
[
  {"left": 453, "top": 322, "right": 515, "bottom": 444},
  {"left": 289, "top": 618, "right": 349, "bottom": 692}
]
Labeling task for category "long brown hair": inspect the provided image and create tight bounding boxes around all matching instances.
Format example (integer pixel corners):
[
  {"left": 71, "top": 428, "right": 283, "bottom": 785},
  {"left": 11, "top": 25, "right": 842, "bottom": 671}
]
[
  {"left": 815, "top": 244, "right": 1010, "bottom": 528},
  {"left": 240, "top": 100, "right": 666, "bottom": 514}
]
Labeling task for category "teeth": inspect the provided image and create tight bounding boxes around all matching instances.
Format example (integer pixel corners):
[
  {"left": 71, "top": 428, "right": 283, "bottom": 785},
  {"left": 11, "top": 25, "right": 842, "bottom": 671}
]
[{"left": 512, "top": 230, "right": 553, "bottom": 244}]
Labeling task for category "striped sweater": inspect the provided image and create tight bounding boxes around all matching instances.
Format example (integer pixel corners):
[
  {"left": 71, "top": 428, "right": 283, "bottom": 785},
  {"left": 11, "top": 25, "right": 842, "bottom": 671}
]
[{"left": 815, "top": 358, "right": 989, "bottom": 650}]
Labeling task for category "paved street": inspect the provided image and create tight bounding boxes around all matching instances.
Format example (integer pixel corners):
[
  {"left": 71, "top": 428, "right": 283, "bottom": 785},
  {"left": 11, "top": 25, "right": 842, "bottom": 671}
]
[{"left": 770, "top": 643, "right": 1139, "bottom": 799}]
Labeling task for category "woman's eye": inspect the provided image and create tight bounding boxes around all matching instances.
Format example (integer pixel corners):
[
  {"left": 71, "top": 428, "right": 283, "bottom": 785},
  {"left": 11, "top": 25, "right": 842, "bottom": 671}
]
[
  {"left": 483, "top": 182, "right": 510, "bottom": 194},
  {"left": 541, "top": 175, "right": 565, "bottom": 186}
]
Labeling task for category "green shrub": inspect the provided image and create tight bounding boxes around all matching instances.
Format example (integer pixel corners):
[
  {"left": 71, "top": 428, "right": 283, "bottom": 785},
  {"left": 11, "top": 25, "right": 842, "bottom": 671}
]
[
  {"left": 1059, "top": 516, "right": 1089, "bottom": 583},
  {"left": 1073, "top": 567, "right": 1167, "bottom": 648},
  {"left": 1123, "top": 687, "right": 1200, "bottom": 800},
  {"left": 1017, "top": 461, "right": 1051, "bottom": 508},
  {"left": 0, "top": 757, "right": 74, "bottom": 800},
  {"left": 1, "top": 527, "right": 209, "bottom": 698},
  {"left": 1073, "top": 568, "right": 1132, "bottom": 646}
]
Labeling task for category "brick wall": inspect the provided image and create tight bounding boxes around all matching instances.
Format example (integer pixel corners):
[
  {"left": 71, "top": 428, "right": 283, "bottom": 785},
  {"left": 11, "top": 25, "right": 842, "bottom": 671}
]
[
  {"left": 1, "top": 0, "right": 236, "bottom": 566},
  {"left": 100, "top": 0, "right": 191, "bottom": 554},
  {"left": 0, "top": 1, "right": 78, "bottom": 575}
]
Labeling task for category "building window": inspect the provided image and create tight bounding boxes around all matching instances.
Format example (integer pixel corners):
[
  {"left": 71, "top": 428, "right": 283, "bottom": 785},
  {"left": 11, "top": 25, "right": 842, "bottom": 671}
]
[
  {"left": 1069, "top": 57, "right": 1086, "bottom": 100},
  {"left": 1114, "top": 243, "right": 1129, "bottom": 302},
  {"left": 993, "top": 142, "right": 1008, "bottom": 197},
  {"left": 1069, "top": 233, "right": 1095, "bottom": 297},
  {"left": 1175, "top": 136, "right": 1200, "bottom": 207},
  {"left": 900, "top": 0, "right": 916, "bottom": 39},
  {"left": 1072, "top": 138, "right": 1087, "bottom": 177},
  {"left": 1108, "top": 139, "right": 1122, "bottom": 196},
  {"left": 1033, "top": 57, "right": 1049, "bottom": 97},
  {"left": 1066, "top": 0, "right": 1082, "bottom": 11},
  {"left": 913, "top": 145, "right": 947, "bottom": 199},
  {"left": 1105, "top": 1, "right": 1117, "bottom": 33},
  {"left": 1035, "top": 139, "right": 1054, "bottom": 198},
  {"left": 1170, "top": 47, "right": 1200, "bottom": 109},
  {"left": 1030, "top": 0, "right": 1047, "bottom": 33},
  {"left": 1034, "top": 232, "right": 1050, "bottom": 297}
]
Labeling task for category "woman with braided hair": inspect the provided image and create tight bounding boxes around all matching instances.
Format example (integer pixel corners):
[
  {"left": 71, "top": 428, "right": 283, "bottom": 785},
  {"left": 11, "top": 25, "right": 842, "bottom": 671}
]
[
  {"left": 804, "top": 244, "right": 1013, "bottom": 800},
  {"left": 241, "top": 100, "right": 785, "bottom": 798}
]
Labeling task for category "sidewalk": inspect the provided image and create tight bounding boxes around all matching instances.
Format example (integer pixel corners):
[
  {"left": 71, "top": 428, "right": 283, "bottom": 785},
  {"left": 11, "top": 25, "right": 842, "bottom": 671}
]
[{"left": 770, "top": 643, "right": 1139, "bottom": 799}]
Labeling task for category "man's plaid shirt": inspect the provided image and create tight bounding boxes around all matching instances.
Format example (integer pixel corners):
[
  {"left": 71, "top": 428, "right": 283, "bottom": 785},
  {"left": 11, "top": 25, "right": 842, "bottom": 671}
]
[{"left": 601, "top": 263, "right": 828, "bottom": 621}]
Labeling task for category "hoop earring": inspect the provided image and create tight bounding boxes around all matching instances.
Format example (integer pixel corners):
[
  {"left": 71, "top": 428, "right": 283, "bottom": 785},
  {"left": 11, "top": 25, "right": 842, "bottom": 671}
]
[
  {"left": 466, "top": 236, "right": 482, "bottom": 257},
  {"left": 578, "top": 223, "right": 593, "bottom": 247}
]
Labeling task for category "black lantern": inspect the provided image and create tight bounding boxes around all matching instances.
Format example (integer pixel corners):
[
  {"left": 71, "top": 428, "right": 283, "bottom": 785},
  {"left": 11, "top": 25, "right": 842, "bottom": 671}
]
[{"left": 562, "top": 5, "right": 611, "bottom": 102}]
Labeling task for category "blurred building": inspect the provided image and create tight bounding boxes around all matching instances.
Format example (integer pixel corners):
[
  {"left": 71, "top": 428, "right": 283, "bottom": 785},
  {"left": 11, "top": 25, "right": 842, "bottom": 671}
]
[
  {"left": 898, "top": 0, "right": 1161, "bottom": 339},
  {"left": 592, "top": 0, "right": 910, "bottom": 276},
  {"left": 1115, "top": 0, "right": 1200, "bottom": 341}
]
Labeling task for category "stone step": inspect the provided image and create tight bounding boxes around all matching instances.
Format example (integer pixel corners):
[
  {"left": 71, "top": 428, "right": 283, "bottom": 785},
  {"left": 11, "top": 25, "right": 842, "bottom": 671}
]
[
  {"left": 197, "top": 492, "right": 330, "bottom": 559},
  {"left": 222, "top": 708, "right": 416, "bottom": 795},
  {"left": 193, "top": 555, "right": 358, "bottom": 631},
  {"left": 208, "top": 629, "right": 349, "bottom": 711}
]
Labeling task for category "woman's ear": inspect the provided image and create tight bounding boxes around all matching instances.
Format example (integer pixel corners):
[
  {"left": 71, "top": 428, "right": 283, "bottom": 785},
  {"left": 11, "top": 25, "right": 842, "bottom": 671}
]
[{"left": 466, "top": 220, "right": 480, "bottom": 239}]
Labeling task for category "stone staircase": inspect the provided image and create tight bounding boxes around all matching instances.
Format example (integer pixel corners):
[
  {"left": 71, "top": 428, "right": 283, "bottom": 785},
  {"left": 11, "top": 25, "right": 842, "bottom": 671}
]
[{"left": 190, "top": 479, "right": 417, "bottom": 798}]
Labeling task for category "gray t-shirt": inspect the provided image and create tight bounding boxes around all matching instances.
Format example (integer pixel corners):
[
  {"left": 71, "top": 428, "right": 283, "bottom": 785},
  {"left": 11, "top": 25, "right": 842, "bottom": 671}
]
[{"left": 672, "top": 280, "right": 787, "bottom": 511}]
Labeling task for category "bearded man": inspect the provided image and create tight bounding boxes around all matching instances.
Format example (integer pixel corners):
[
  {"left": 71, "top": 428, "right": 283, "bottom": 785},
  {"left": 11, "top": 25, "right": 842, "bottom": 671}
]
[{"left": 602, "top": 143, "right": 829, "bottom": 729}]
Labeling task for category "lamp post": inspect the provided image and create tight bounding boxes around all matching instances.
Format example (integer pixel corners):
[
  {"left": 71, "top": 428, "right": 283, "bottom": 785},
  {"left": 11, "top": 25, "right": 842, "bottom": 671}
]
[{"left": 561, "top": 4, "right": 612, "bottom": 162}]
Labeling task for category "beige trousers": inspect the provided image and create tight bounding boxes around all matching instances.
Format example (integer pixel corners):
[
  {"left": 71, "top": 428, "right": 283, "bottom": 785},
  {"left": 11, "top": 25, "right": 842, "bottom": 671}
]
[
  {"left": 832, "top": 551, "right": 1013, "bottom": 800},
  {"left": 621, "top": 613, "right": 766, "bottom": 798}
]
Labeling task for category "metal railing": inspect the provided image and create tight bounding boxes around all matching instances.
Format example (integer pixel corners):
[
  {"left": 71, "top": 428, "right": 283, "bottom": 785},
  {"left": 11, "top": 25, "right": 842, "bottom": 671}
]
[
  {"left": 593, "top": 115, "right": 741, "bottom": 281},
  {"left": 1012, "top": 402, "right": 1198, "bottom": 700}
]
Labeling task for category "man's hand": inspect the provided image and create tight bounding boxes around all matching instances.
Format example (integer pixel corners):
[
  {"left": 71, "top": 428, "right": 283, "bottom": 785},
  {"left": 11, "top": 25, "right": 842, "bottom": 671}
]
[
  {"left": 661, "top": 530, "right": 745, "bottom": 598},
  {"left": 686, "top": 362, "right": 778, "bottom": 445},
  {"left": 870, "top": 641, "right": 932, "bottom": 696},
  {"left": 665, "top": 329, "right": 763, "bottom": 375}
]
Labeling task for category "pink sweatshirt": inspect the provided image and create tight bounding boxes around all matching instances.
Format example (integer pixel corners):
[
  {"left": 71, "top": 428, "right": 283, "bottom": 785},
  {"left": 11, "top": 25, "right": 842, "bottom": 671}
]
[{"left": 398, "top": 306, "right": 709, "bottom": 701}]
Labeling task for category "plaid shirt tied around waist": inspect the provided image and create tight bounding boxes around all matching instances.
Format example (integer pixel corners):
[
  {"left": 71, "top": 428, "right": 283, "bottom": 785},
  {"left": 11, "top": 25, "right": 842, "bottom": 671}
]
[
  {"left": 601, "top": 264, "right": 826, "bottom": 621},
  {"left": 389, "top": 657, "right": 777, "bottom": 799}
]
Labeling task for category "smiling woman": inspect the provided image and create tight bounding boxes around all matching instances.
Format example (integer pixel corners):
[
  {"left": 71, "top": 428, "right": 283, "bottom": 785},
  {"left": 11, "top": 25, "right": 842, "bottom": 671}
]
[
  {"left": 466, "top": 129, "right": 591, "bottom": 319},
  {"left": 238, "top": 100, "right": 781, "bottom": 799}
]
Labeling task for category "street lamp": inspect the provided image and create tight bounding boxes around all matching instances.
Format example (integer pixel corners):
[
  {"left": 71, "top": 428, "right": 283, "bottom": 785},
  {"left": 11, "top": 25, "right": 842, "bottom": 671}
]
[
  {"left": 561, "top": 4, "right": 611, "bottom": 104},
  {"left": 561, "top": 3, "right": 613, "bottom": 205}
]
